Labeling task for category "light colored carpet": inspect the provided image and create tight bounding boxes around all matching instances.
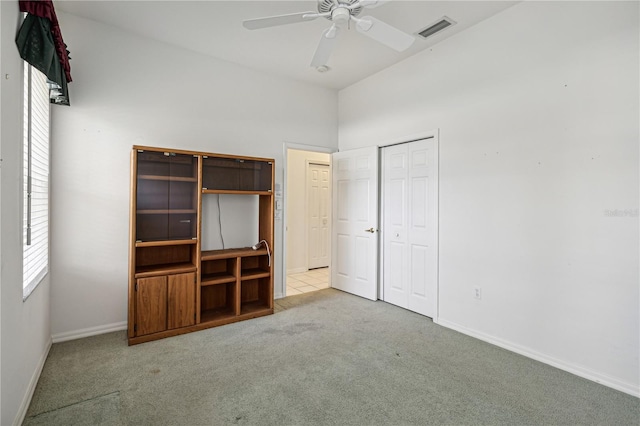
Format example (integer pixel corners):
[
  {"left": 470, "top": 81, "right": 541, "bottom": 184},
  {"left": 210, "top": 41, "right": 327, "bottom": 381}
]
[{"left": 24, "top": 289, "right": 639, "bottom": 425}]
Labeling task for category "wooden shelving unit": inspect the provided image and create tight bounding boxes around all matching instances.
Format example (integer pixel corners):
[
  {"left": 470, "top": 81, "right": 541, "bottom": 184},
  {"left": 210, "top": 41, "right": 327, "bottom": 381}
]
[{"left": 128, "top": 146, "right": 274, "bottom": 345}]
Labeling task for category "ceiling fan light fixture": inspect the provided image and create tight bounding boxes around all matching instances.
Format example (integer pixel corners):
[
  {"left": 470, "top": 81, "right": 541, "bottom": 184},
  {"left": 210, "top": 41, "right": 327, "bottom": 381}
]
[
  {"left": 316, "top": 65, "right": 331, "bottom": 73},
  {"left": 331, "top": 7, "right": 350, "bottom": 25}
]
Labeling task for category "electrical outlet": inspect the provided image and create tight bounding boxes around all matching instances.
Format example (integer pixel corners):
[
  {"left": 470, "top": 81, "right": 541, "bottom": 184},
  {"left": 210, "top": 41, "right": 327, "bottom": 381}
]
[{"left": 474, "top": 287, "right": 482, "bottom": 300}]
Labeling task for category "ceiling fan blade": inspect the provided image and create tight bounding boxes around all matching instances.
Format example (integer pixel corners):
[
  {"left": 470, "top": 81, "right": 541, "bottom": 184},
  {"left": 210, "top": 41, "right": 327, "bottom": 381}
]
[
  {"left": 310, "top": 26, "right": 341, "bottom": 68},
  {"left": 355, "top": 16, "right": 415, "bottom": 51},
  {"left": 243, "top": 11, "right": 319, "bottom": 30}
]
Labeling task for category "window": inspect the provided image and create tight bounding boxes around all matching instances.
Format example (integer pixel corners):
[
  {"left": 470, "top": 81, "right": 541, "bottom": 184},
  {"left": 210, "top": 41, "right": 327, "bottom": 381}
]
[{"left": 23, "top": 63, "right": 50, "bottom": 300}]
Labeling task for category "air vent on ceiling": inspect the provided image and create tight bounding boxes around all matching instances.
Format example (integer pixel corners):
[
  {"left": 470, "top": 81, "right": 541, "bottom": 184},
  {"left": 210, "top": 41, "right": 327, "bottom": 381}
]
[{"left": 417, "top": 17, "right": 456, "bottom": 40}]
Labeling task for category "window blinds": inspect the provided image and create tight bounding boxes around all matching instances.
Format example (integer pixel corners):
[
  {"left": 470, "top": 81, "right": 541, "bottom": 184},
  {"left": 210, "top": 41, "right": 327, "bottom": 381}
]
[{"left": 23, "top": 64, "right": 50, "bottom": 299}]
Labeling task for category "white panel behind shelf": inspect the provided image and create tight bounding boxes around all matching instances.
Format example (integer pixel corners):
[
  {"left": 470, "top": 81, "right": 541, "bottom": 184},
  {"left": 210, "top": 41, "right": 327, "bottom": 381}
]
[{"left": 201, "top": 194, "right": 259, "bottom": 251}]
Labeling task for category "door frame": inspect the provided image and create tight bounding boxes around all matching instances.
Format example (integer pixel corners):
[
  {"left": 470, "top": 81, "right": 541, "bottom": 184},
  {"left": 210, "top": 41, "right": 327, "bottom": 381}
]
[
  {"left": 281, "top": 142, "right": 336, "bottom": 299},
  {"left": 306, "top": 160, "right": 331, "bottom": 270},
  {"left": 378, "top": 130, "right": 440, "bottom": 321}
]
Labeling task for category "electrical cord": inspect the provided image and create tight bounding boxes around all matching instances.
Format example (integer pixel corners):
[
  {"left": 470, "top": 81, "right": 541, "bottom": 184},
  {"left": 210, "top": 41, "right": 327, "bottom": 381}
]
[
  {"left": 217, "top": 194, "right": 225, "bottom": 249},
  {"left": 251, "top": 239, "right": 271, "bottom": 266}
]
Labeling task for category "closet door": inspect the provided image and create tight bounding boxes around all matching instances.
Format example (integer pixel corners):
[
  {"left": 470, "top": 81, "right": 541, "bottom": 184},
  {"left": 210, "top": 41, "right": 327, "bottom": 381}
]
[{"left": 382, "top": 139, "right": 438, "bottom": 317}]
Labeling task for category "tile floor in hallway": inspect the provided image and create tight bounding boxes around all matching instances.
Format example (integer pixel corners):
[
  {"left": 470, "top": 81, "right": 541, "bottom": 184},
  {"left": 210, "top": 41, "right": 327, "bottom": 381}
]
[{"left": 286, "top": 267, "right": 330, "bottom": 295}]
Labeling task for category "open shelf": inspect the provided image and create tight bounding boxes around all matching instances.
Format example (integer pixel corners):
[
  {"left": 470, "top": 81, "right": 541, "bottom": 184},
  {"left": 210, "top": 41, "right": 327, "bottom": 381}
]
[
  {"left": 240, "top": 300, "right": 271, "bottom": 316},
  {"left": 240, "top": 277, "right": 271, "bottom": 314},
  {"left": 202, "top": 189, "right": 271, "bottom": 196},
  {"left": 200, "top": 306, "right": 236, "bottom": 323},
  {"left": 241, "top": 269, "right": 270, "bottom": 281},
  {"left": 200, "top": 256, "right": 237, "bottom": 287},
  {"left": 135, "top": 262, "right": 196, "bottom": 278},
  {"left": 201, "top": 282, "right": 236, "bottom": 323},
  {"left": 240, "top": 254, "right": 270, "bottom": 280},
  {"left": 201, "top": 247, "right": 267, "bottom": 261},
  {"left": 201, "top": 272, "right": 236, "bottom": 286},
  {"left": 136, "top": 239, "right": 196, "bottom": 248},
  {"left": 135, "top": 243, "right": 196, "bottom": 278}
]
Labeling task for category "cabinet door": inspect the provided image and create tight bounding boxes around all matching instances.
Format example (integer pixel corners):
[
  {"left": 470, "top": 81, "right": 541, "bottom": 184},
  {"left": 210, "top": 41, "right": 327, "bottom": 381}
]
[
  {"left": 168, "top": 272, "right": 196, "bottom": 329},
  {"left": 136, "top": 151, "right": 198, "bottom": 242},
  {"left": 136, "top": 276, "right": 167, "bottom": 336}
]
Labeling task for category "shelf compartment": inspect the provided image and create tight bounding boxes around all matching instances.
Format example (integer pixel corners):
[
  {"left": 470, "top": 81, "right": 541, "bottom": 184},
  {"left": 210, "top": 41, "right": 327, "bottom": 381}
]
[
  {"left": 137, "top": 150, "right": 197, "bottom": 179},
  {"left": 240, "top": 301, "right": 272, "bottom": 316},
  {"left": 135, "top": 244, "right": 196, "bottom": 278},
  {"left": 201, "top": 282, "right": 236, "bottom": 322},
  {"left": 200, "top": 307, "right": 236, "bottom": 323},
  {"left": 202, "top": 157, "right": 272, "bottom": 192},
  {"left": 201, "top": 257, "right": 237, "bottom": 286},
  {"left": 240, "top": 254, "right": 270, "bottom": 281},
  {"left": 240, "top": 277, "right": 271, "bottom": 315},
  {"left": 135, "top": 262, "right": 196, "bottom": 278},
  {"left": 137, "top": 179, "right": 196, "bottom": 211},
  {"left": 136, "top": 212, "right": 197, "bottom": 242}
]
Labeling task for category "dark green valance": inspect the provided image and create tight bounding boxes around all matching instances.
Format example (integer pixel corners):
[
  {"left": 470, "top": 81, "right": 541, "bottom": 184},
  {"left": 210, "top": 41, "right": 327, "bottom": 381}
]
[{"left": 15, "top": 2, "right": 72, "bottom": 106}]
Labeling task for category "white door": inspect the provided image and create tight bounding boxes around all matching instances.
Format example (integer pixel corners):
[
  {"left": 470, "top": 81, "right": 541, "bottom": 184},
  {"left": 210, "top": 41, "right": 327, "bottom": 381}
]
[
  {"left": 308, "top": 163, "right": 330, "bottom": 269},
  {"left": 331, "top": 147, "right": 379, "bottom": 301},
  {"left": 382, "top": 139, "right": 438, "bottom": 317}
]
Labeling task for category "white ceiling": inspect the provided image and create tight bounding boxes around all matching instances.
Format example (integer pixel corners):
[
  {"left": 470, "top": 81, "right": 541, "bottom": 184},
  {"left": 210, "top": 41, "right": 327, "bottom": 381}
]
[{"left": 56, "top": 1, "right": 517, "bottom": 90}]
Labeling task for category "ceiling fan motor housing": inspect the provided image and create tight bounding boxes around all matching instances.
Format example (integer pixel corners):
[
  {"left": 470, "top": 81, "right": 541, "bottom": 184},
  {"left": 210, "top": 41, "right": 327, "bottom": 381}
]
[{"left": 318, "top": 0, "right": 363, "bottom": 19}]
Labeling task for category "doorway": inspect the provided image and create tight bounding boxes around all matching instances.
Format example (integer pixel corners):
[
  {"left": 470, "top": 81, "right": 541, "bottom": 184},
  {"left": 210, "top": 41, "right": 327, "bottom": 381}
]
[{"left": 285, "top": 148, "right": 332, "bottom": 296}]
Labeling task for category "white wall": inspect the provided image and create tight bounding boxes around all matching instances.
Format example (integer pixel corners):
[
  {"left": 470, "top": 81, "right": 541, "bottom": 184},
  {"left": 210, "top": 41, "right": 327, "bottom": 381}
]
[
  {"left": 286, "top": 149, "right": 331, "bottom": 274},
  {"left": 1, "top": 2, "right": 53, "bottom": 424},
  {"left": 339, "top": 1, "right": 639, "bottom": 395},
  {"left": 49, "top": 12, "right": 338, "bottom": 337}
]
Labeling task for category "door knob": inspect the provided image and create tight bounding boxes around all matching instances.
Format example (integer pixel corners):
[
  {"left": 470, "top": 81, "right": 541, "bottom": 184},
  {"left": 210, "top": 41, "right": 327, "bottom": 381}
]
[{"left": 365, "top": 227, "right": 376, "bottom": 233}]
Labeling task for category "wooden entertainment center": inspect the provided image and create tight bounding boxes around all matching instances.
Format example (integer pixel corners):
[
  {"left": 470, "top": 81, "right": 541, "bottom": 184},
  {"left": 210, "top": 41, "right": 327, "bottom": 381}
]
[{"left": 128, "top": 146, "right": 274, "bottom": 345}]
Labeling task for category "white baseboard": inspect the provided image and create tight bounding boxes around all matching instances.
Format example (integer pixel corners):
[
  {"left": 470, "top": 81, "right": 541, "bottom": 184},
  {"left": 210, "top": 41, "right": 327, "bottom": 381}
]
[
  {"left": 435, "top": 318, "right": 640, "bottom": 398},
  {"left": 52, "top": 321, "right": 128, "bottom": 343},
  {"left": 286, "top": 267, "right": 308, "bottom": 275},
  {"left": 14, "top": 337, "right": 52, "bottom": 426}
]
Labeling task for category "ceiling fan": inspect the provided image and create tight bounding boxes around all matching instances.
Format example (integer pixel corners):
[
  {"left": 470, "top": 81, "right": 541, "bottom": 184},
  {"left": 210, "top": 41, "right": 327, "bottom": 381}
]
[{"left": 242, "top": 0, "right": 415, "bottom": 69}]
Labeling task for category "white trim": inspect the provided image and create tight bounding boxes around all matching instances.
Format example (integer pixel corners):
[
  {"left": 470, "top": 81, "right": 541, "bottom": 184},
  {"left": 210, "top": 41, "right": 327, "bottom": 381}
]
[
  {"left": 435, "top": 318, "right": 640, "bottom": 398},
  {"left": 376, "top": 129, "right": 439, "bottom": 148},
  {"left": 287, "top": 267, "right": 308, "bottom": 275},
  {"left": 14, "top": 338, "right": 52, "bottom": 426},
  {"left": 283, "top": 142, "right": 335, "bottom": 154},
  {"left": 51, "top": 321, "right": 127, "bottom": 343}
]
